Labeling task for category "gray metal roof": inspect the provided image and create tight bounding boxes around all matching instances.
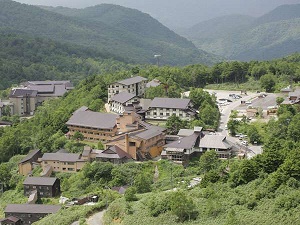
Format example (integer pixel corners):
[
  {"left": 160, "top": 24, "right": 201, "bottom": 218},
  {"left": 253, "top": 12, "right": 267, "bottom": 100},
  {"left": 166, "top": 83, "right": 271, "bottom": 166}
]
[
  {"left": 134, "top": 126, "right": 166, "bottom": 140},
  {"left": 199, "top": 135, "right": 232, "bottom": 149},
  {"left": 146, "top": 79, "right": 161, "bottom": 88},
  {"left": 9, "top": 89, "right": 37, "bottom": 98},
  {"left": 25, "top": 81, "right": 71, "bottom": 85},
  {"left": 5, "top": 204, "right": 61, "bottom": 214},
  {"left": 41, "top": 153, "right": 81, "bottom": 162},
  {"left": 177, "top": 129, "right": 194, "bottom": 137},
  {"left": 23, "top": 177, "right": 58, "bottom": 186},
  {"left": 149, "top": 97, "right": 191, "bottom": 109},
  {"left": 110, "top": 92, "right": 136, "bottom": 104},
  {"left": 115, "top": 76, "right": 147, "bottom": 86},
  {"left": 164, "top": 133, "right": 199, "bottom": 149},
  {"left": 66, "top": 111, "right": 118, "bottom": 129},
  {"left": 19, "top": 149, "right": 41, "bottom": 164}
]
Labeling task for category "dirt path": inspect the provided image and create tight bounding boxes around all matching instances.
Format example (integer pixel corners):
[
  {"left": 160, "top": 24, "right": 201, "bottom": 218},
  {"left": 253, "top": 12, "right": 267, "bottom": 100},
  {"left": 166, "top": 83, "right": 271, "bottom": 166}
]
[{"left": 86, "top": 210, "right": 106, "bottom": 225}]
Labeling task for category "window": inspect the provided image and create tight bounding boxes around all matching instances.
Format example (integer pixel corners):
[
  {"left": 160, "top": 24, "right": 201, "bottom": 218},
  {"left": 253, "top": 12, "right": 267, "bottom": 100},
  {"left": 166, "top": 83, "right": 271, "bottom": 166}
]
[
  {"left": 129, "top": 142, "right": 136, "bottom": 146},
  {"left": 68, "top": 168, "right": 75, "bottom": 171}
]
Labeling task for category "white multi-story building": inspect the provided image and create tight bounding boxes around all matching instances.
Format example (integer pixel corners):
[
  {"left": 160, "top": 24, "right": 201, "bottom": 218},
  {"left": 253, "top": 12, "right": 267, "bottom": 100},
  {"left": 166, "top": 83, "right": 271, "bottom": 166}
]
[
  {"left": 108, "top": 76, "right": 147, "bottom": 102},
  {"left": 109, "top": 92, "right": 140, "bottom": 114},
  {"left": 145, "top": 97, "right": 197, "bottom": 121}
]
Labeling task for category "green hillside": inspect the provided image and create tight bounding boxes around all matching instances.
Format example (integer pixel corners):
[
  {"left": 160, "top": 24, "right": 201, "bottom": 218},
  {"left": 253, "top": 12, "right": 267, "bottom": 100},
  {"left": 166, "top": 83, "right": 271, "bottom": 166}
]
[
  {"left": 0, "top": 0, "right": 216, "bottom": 66},
  {"left": 0, "top": 32, "right": 130, "bottom": 90},
  {"left": 184, "top": 4, "right": 300, "bottom": 61}
]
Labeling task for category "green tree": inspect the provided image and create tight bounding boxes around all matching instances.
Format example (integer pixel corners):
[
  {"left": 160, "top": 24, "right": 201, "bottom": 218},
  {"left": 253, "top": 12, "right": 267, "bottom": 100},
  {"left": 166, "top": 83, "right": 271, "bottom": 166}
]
[
  {"left": 72, "top": 131, "right": 84, "bottom": 141},
  {"left": 124, "top": 187, "right": 137, "bottom": 201},
  {"left": 134, "top": 173, "right": 152, "bottom": 193},
  {"left": 169, "top": 190, "right": 198, "bottom": 222},
  {"left": 260, "top": 73, "right": 276, "bottom": 92},
  {"left": 166, "top": 114, "right": 188, "bottom": 134},
  {"left": 227, "top": 119, "right": 239, "bottom": 136},
  {"left": 247, "top": 125, "right": 261, "bottom": 144},
  {"left": 199, "top": 150, "right": 220, "bottom": 173},
  {"left": 276, "top": 97, "right": 284, "bottom": 106}
]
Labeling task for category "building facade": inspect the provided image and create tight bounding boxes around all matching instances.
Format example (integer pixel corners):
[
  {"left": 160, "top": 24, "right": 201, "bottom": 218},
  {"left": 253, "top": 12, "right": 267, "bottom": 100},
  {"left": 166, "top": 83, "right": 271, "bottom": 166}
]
[
  {"left": 108, "top": 76, "right": 147, "bottom": 101},
  {"left": 145, "top": 97, "right": 197, "bottom": 121},
  {"left": 4, "top": 204, "right": 61, "bottom": 225},
  {"left": 109, "top": 92, "right": 139, "bottom": 114},
  {"left": 23, "top": 177, "right": 60, "bottom": 198},
  {"left": 18, "top": 150, "right": 42, "bottom": 176},
  {"left": 40, "top": 153, "right": 86, "bottom": 173}
]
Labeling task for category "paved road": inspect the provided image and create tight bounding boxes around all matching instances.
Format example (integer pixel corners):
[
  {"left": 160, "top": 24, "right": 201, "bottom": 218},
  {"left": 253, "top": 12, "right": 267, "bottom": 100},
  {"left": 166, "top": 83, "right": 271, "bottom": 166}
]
[
  {"left": 205, "top": 90, "right": 263, "bottom": 158},
  {"left": 87, "top": 210, "right": 106, "bottom": 225}
]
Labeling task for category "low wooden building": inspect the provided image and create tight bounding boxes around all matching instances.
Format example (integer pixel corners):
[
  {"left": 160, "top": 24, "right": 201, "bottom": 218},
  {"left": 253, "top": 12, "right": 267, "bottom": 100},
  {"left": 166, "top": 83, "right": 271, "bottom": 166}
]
[
  {"left": 23, "top": 177, "right": 60, "bottom": 198},
  {"left": 4, "top": 204, "right": 61, "bottom": 225},
  {"left": 0, "top": 216, "right": 21, "bottom": 225}
]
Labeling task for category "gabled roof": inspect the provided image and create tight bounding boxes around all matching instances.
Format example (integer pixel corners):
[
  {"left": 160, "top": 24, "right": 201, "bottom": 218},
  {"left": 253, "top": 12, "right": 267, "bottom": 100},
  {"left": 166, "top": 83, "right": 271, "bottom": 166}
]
[
  {"left": 9, "top": 89, "right": 37, "bottom": 98},
  {"left": 25, "top": 80, "right": 71, "bottom": 85},
  {"left": 5, "top": 204, "right": 61, "bottom": 214},
  {"left": 146, "top": 79, "right": 161, "bottom": 88},
  {"left": 41, "top": 153, "right": 81, "bottom": 162},
  {"left": 149, "top": 98, "right": 191, "bottom": 109},
  {"left": 199, "top": 135, "right": 232, "bottom": 149},
  {"left": 23, "top": 177, "right": 58, "bottom": 186},
  {"left": 114, "top": 76, "right": 147, "bottom": 86},
  {"left": 134, "top": 126, "right": 166, "bottom": 140},
  {"left": 110, "top": 92, "right": 136, "bottom": 104},
  {"left": 19, "top": 149, "right": 41, "bottom": 164},
  {"left": 164, "top": 133, "right": 199, "bottom": 150},
  {"left": 177, "top": 129, "right": 194, "bottom": 137},
  {"left": 66, "top": 111, "right": 118, "bottom": 129},
  {"left": 0, "top": 216, "right": 20, "bottom": 223},
  {"left": 97, "top": 145, "right": 132, "bottom": 159}
]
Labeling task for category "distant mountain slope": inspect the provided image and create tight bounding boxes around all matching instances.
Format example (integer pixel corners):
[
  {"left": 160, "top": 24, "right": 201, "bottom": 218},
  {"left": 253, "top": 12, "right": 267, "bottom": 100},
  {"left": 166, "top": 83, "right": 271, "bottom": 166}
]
[
  {"left": 183, "top": 4, "right": 300, "bottom": 61},
  {"left": 0, "top": 32, "right": 129, "bottom": 90},
  {"left": 0, "top": 0, "right": 217, "bottom": 66}
]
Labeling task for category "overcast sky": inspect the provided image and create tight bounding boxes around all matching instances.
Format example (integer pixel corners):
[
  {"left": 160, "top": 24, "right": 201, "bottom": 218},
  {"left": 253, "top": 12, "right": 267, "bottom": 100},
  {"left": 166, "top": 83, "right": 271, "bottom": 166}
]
[{"left": 14, "top": 0, "right": 300, "bottom": 28}]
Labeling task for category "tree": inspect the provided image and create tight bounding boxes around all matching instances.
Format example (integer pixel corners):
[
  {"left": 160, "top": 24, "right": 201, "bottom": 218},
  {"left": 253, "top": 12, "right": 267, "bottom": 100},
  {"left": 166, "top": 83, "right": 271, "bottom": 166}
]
[
  {"left": 227, "top": 119, "right": 239, "bottom": 136},
  {"left": 166, "top": 114, "right": 188, "bottom": 134},
  {"left": 199, "top": 150, "right": 220, "bottom": 173},
  {"left": 134, "top": 173, "right": 152, "bottom": 193},
  {"left": 169, "top": 190, "right": 198, "bottom": 222},
  {"left": 189, "top": 88, "right": 214, "bottom": 109},
  {"left": 124, "top": 187, "right": 137, "bottom": 201},
  {"left": 276, "top": 97, "right": 284, "bottom": 106},
  {"left": 72, "top": 131, "right": 84, "bottom": 141},
  {"left": 247, "top": 125, "right": 261, "bottom": 144},
  {"left": 260, "top": 73, "right": 276, "bottom": 92},
  {"left": 287, "top": 114, "right": 300, "bottom": 142}
]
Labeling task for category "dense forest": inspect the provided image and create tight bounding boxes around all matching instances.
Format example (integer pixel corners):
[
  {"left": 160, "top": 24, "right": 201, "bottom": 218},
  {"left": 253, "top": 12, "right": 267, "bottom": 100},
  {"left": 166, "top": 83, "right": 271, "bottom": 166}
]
[{"left": 0, "top": 0, "right": 216, "bottom": 66}]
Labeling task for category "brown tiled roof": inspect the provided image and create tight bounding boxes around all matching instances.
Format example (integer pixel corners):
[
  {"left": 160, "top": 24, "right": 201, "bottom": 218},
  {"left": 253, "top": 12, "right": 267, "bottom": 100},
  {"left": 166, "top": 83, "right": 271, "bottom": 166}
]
[
  {"left": 97, "top": 145, "right": 132, "bottom": 159},
  {"left": 23, "top": 177, "right": 58, "bottom": 186},
  {"left": 149, "top": 97, "right": 191, "bottom": 109},
  {"left": 66, "top": 111, "right": 118, "bottom": 129},
  {"left": 115, "top": 76, "right": 147, "bottom": 86},
  {"left": 41, "top": 153, "right": 81, "bottom": 162},
  {"left": 110, "top": 92, "right": 136, "bottom": 104},
  {"left": 19, "top": 149, "right": 41, "bottom": 164},
  {"left": 4, "top": 204, "right": 61, "bottom": 214},
  {"left": 0, "top": 216, "right": 20, "bottom": 223}
]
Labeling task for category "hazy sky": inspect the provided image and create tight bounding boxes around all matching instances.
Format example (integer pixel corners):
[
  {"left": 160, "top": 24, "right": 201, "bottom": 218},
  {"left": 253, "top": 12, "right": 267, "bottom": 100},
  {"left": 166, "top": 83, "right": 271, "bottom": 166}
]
[{"left": 14, "top": 0, "right": 300, "bottom": 28}]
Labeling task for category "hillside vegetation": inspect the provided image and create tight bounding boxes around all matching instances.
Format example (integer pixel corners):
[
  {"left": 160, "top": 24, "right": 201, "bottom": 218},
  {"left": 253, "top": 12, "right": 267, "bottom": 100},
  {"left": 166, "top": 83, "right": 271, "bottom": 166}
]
[
  {"left": 183, "top": 4, "right": 300, "bottom": 61},
  {"left": 0, "top": 0, "right": 216, "bottom": 66}
]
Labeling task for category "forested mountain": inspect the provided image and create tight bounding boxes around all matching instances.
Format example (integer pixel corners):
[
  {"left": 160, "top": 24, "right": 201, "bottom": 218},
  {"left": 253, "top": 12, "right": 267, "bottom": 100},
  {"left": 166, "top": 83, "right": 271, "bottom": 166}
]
[
  {"left": 0, "top": 0, "right": 216, "bottom": 66},
  {"left": 183, "top": 4, "right": 300, "bottom": 61},
  {"left": 0, "top": 32, "right": 130, "bottom": 90}
]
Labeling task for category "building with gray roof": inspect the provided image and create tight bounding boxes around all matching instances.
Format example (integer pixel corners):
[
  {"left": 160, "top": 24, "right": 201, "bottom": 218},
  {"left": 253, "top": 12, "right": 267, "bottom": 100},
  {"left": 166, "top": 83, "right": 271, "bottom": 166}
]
[
  {"left": 162, "top": 128, "right": 232, "bottom": 165},
  {"left": 23, "top": 177, "right": 60, "bottom": 197},
  {"left": 108, "top": 76, "right": 147, "bottom": 102},
  {"left": 4, "top": 204, "right": 61, "bottom": 225},
  {"left": 109, "top": 92, "right": 140, "bottom": 114},
  {"left": 145, "top": 97, "right": 197, "bottom": 121}
]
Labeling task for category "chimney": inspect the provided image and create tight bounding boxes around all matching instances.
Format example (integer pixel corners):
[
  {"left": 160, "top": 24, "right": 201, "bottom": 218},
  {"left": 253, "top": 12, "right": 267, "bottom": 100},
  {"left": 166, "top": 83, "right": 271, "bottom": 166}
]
[{"left": 125, "top": 133, "right": 129, "bottom": 154}]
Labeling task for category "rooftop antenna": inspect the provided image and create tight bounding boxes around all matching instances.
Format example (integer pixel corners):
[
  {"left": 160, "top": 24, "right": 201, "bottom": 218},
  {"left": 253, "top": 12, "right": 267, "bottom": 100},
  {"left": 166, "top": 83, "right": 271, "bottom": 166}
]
[{"left": 154, "top": 54, "right": 161, "bottom": 67}]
